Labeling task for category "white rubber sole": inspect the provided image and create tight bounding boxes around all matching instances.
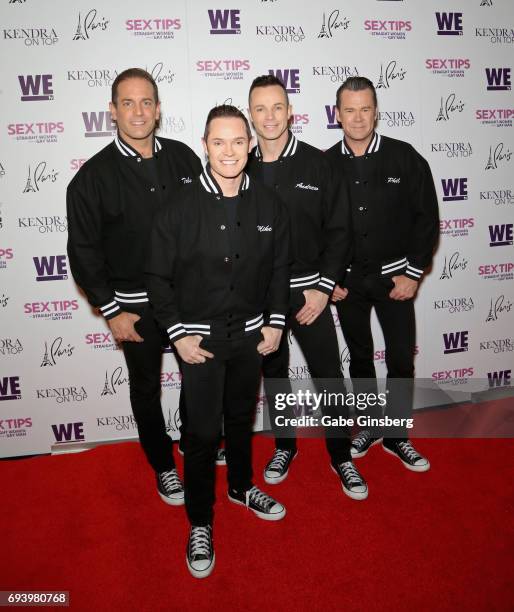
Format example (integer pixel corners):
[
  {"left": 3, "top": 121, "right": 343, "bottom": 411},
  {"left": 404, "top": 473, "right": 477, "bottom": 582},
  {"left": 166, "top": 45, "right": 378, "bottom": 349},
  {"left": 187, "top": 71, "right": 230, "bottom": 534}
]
[
  {"left": 187, "top": 552, "right": 216, "bottom": 579},
  {"left": 382, "top": 444, "right": 431, "bottom": 472},
  {"left": 331, "top": 465, "right": 368, "bottom": 501},
  {"left": 158, "top": 490, "right": 185, "bottom": 506},
  {"left": 227, "top": 493, "right": 286, "bottom": 521},
  {"left": 263, "top": 450, "right": 298, "bottom": 485},
  {"left": 350, "top": 437, "right": 382, "bottom": 459}
]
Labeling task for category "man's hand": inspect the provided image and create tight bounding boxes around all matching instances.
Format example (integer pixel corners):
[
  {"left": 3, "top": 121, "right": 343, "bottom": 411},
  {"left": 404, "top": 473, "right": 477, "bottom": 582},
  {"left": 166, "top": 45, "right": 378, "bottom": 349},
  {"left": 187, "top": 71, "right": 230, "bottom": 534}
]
[
  {"left": 331, "top": 284, "right": 349, "bottom": 302},
  {"left": 296, "top": 289, "right": 329, "bottom": 325},
  {"left": 257, "top": 326, "right": 283, "bottom": 356},
  {"left": 389, "top": 275, "right": 419, "bottom": 301},
  {"left": 175, "top": 335, "right": 214, "bottom": 364},
  {"left": 108, "top": 311, "right": 143, "bottom": 343}
]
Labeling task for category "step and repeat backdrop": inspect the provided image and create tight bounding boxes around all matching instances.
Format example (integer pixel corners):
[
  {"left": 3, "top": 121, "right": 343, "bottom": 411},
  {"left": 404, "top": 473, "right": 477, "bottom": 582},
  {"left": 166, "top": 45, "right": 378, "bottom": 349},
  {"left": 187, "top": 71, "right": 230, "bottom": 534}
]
[{"left": 0, "top": 0, "right": 513, "bottom": 457}]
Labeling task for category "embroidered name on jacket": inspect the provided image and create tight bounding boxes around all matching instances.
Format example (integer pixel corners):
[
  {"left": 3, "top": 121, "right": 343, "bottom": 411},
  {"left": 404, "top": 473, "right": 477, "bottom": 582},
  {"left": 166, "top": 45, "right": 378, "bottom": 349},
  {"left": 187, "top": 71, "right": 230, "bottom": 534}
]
[
  {"left": 387, "top": 177, "right": 401, "bottom": 183},
  {"left": 181, "top": 176, "right": 193, "bottom": 183},
  {"left": 295, "top": 182, "right": 319, "bottom": 191},
  {"left": 257, "top": 225, "right": 272, "bottom": 232}
]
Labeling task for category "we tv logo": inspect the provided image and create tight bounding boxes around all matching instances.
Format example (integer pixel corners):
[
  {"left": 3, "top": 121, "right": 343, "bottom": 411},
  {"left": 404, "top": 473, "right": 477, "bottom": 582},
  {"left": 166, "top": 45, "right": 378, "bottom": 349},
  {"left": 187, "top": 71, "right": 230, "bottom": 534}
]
[
  {"left": 0, "top": 376, "right": 21, "bottom": 401},
  {"left": 18, "top": 74, "right": 54, "bottom": 101},
  {"left": 487, "top": 369, "right": 511, "bottom": 387},
  {"left": 52, "top": 422, "right": 85, "bottom": 443},
  {"left": 33, "top": 255, "right": 68, "bottom": 281},
  {"left": 82, "top": 111, "right": 115, "bottom": 137},
  {"left": 443, "top": 331, "right": 469, "bottom": 354},
  {"left": 436, "top": 12, "right": 463, "bottom": 36},
  {"left": 325, "top": 105, "right": 340, "bottom": 129},
  {"left": 441, "top": 178, "right": 468, "bottom": 201},
  {"left": 268, "top": 69, "right": 301, "bottom": 94},
  {"left": 485, "top": 68, "right": 511, "bottom": 91},
  {"left": 208, "top": 9, "right": 241, "bottom": 34},
  {"left": 489, "top": 224, "right": 513, "bottom": 247}
]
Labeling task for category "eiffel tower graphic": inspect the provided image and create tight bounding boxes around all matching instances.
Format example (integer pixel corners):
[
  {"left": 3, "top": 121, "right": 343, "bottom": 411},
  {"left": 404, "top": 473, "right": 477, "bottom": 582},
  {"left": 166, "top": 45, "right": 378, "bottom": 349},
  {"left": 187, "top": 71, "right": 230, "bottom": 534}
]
[
  {"left": 23, "top": 167, "right": 36, "bottom": 193},
  {"left": 480, "top": 0, "right": 492, "bottom": 6},
  {"left": 73, "top": 13, "right": 87, "bottom": 40},
  {"left": 376, "top": 64, "right": 386, "bottom": 89},
  {"left": 317, "top": 13, "right": 329, "bottom": 38},
  {"left": 436, "top": 98, "right": 447, "bottom": 122},
  {"left": 485, "top": 299, "right": 496, "bottom": 322},
  {"left": 485, "top": 146, "right": 495, "bottom": 170},
  {"left": 439, "top": 257, "right": 450, "bottom": 280},
  {"left": 101, "top": 371, "right": 113, "bottom": 396},
  {"left": 40, "top": 342, "right": 53, "bottom": 367}
]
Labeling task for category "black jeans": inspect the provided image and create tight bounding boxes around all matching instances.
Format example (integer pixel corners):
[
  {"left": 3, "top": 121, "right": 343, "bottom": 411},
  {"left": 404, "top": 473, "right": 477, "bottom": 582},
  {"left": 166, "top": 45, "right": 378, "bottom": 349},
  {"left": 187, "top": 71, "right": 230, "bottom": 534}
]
[
  {"left": 181, "top": 333, "right": 262, "bottom": 526},
  {"left": 121, "top": 306, "right": 177, "bottom": 473},
  {"left": 263, "top": 290, "right": 351, "bottom": 464},
  {"left": 336, "top": 273, "right": 416, "bottom": 441}
]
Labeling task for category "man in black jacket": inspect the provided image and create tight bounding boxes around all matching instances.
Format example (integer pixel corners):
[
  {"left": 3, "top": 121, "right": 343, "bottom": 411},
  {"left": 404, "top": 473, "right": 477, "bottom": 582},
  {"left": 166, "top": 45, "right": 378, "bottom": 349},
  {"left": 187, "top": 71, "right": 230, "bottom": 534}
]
[
  {"left": 325, "top": 76, "right": 439, "bottom": 471},
  {"left": 67, "top": 68, "right": 201, "bottom": 505},
  {"left": 146, "top": 105, "right": 289, "bottom": 579},
  {"left": 246, "top": 75, "right": 367, "bottom": 501}
]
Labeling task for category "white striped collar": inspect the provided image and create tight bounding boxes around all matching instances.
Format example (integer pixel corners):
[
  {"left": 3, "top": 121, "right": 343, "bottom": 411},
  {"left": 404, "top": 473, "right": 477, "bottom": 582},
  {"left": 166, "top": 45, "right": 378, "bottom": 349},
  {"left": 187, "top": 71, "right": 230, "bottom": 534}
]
[
  {"left": 341, "top": 132, "right": 381, "bottom": 156},
  {"left": 255, "top": 131, "right": 298, "bottom": 160},
  {"left": 114, "top": 133, "right": 162, "bottom": 158},
  {"left": 199, "top": 164, "right": 250, "bottom": 196}
]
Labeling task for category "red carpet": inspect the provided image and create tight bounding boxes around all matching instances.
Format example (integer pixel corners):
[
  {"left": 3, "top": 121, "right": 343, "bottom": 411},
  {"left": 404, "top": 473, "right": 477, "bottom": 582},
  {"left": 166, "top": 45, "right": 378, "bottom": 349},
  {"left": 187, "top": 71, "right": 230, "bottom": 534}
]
[{"left": 1, "top": 436, "right": 513, "bottom": 611}]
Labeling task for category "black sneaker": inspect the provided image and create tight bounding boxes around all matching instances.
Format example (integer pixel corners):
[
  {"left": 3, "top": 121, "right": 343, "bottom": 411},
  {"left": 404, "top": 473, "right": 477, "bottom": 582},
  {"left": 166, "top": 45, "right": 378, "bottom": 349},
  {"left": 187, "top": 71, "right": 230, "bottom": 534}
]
[
  {"left": 383, "top": 440, "right": 430, "bottom": 472},
  {"left": 263, "top": 448, "right": 298, "bottom": 484},
  {"left": 228, "top": 485, "right": 286, "bottom": 520},
  {"left": 331, "top": 461, "right": 368, "bottom": 500},
  {"left": 216, "top": 448, "right": 226, "bottom": 466},
  {"left": 186, "top": 525, "right": 215, "bottom": 579},
  {"left": 156, "top": 469, "right": 184, "bottom": 505},
  {"left": 350, "top": 430, "right": 382, "bottom": 458}
]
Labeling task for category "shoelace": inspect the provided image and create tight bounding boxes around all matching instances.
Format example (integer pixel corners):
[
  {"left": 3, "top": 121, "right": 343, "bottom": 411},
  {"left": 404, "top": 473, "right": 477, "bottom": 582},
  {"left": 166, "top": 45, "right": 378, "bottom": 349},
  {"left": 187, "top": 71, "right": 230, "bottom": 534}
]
[
  {"left": 160, "top": 469, "right": 182, "bottom": 493},
  {"left": 340, "top": 462, "right": 364, "bottom": 486},
  {"left": 246, "top": 486, "right": 275, "bottom": 511},
  {"left": 267, "top": 449, "right": 291, "bottom": 471},
  {"left": 189, "top": 527, "right": 211, "bottom": 558},
  {"left": 353, "top": 430, "right": 371, "bottom": 449},
  {"left": 397, "top": 441, "right": 421, "bottom": 462}
]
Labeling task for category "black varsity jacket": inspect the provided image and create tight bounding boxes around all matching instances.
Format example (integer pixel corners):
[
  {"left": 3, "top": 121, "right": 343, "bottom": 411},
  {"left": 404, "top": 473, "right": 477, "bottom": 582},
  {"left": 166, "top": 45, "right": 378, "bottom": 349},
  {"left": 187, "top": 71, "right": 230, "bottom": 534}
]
[
  {"left": 325, "top": 132, "right": 439, "bottom": 281},
  {"left": 66, "top": 133, "right": 202, "bottom": 320},
  {"left": 145, "top": 166, "right": 290, "bottom": 344},
  {"left": 246, "top": 132, "right": 352, "bottom": 296}
]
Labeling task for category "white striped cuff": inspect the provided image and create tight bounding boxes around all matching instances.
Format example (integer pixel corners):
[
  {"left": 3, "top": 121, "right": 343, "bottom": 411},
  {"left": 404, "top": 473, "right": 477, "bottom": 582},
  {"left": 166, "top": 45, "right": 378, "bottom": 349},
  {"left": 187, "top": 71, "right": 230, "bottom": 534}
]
[
  {"left": 318, "top": 276, "right": 335, "bottom": 291},
  {"left": 290, "top": 273, "right": 320, "bottom": 289},
  {"left": 245, "top": 314, "right": 264, "bottom": 332},
  {"left": 167, "top": 323, "right": 188, "bottom": 342},
  {"left": 268, "top": 313, "right": 286, "bottom": 328},
  {"left": 381, "top": 258, "right": 408, "bottom": 275},
  {"left": 405, "top": 263, "right": 424, "bottom": 280},
  {"left": 114, "top": 290, "right": 149, "bottom": 304},
  {"left": 99, "top": 300, "right": 122, "bottom": 319}
]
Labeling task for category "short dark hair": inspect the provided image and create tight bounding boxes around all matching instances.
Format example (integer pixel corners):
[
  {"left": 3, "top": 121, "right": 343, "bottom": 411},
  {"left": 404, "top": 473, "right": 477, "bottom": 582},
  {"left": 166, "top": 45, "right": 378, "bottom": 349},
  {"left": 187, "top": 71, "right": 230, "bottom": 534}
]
[
  {"left": 336, "top": 76, "right": 377, "bottom": 109},
  {"left": 248, "top": 74, "right": 289, "bottom": 106},
  {"left": 204, "top": 104, "right": 252, "bottom": 140},
  {"left": 111, "top": 68, "right": 159, "bottom": 105}
]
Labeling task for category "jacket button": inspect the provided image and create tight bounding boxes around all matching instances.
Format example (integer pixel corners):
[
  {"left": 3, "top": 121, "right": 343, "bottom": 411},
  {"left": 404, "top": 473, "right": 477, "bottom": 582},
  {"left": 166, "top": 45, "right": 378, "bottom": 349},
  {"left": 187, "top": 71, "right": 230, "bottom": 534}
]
[
  {"left": 150, "top": 187, "right": 155, "bottom": 192},
  {"left": 137, "top": 158, "right": 141, "bottom": 163},
  {"left": 355, "top": 180, "right": 360, "bottom": 185},
  {"left": 224, "top": 257, "right": 230, "bottom": 263},
  {"left": 358, "top": 206, "right": 364, "bottom": 211},
  {"left": 220, "top": 225, "right": 226, "bottom": 230}
]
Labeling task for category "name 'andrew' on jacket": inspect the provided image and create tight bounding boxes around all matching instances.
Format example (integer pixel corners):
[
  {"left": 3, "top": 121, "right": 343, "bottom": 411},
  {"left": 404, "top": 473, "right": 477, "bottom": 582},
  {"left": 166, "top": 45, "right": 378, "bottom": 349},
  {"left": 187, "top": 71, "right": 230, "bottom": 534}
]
[
  {"left": 246, "top": 132, "right": 352, "bottom": 296},
  {"left": 145, "top": 167, "right": 290, "bottom": 343},
  {"left": 66, "top": 134, "right": 202, "bottom": 320}
]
